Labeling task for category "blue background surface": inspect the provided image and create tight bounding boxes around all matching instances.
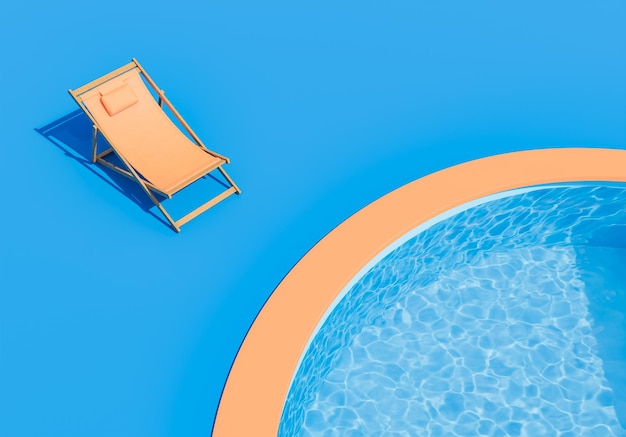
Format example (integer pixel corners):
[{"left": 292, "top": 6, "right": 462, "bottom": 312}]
[{"left": 1, "top": 1, "right": 625, "bottom": 436}]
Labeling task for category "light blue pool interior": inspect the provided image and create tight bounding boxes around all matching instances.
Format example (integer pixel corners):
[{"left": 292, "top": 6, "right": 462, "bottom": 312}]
[{"left": 280, "top": 185, "right": 626, "bottom": 437}]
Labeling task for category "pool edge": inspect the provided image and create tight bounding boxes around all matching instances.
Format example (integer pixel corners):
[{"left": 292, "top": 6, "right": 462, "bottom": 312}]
[{"left": 213, "top": 147, "right": 626, "bottom": 437}]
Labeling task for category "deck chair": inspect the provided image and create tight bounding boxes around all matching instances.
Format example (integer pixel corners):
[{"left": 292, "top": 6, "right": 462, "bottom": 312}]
[{"left": 68, "top": 58, "right": 241, "bottom": 232}]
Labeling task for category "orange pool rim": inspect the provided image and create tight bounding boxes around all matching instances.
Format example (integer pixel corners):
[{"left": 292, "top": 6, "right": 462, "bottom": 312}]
[{"left": 213, "top": 147, "right": 626, "bottom": 437}]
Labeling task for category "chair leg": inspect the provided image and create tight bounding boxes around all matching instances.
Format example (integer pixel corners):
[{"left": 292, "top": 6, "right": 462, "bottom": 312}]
[
  {"left": 151, "top": 195, "right": 181, "bottom": 233},
  {"left": 132, "top": 178, "right": 181, "bottom": 232},
  {"left": 218, "top": 166, "right": 242, "bottom": 194},
  {"left": 91, "top": 125, "right": 98, "bottom": 163}
]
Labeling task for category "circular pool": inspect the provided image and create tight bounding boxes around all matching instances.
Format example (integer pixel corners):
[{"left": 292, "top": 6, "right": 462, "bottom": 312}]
[
  {"left": 213, "top": 148, "right": 626, "bottom": 437},
  {"left": 280, "top": 184, "right": 626, "bottom": 436}
]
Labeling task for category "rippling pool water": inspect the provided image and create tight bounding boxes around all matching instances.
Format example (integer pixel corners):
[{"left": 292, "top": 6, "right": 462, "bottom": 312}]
[{"left": 279, "top": 185, "right": 626, "bottom": 437}]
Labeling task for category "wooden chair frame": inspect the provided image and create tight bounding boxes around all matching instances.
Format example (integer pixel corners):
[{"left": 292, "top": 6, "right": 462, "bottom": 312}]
[{"left": 68, "top": 58, "right": 240, "bottom": 232}]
